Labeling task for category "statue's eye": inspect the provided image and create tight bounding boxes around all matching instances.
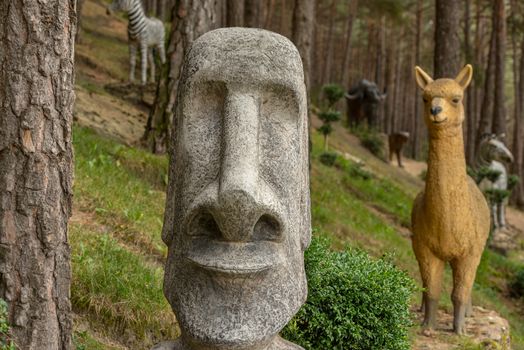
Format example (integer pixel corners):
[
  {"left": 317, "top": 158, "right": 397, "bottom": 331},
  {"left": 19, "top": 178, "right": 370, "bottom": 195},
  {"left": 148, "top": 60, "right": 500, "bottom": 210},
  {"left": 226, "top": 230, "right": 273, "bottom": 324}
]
[
  {"left": 422, "top": 97, "right": 428, "bottom": 103},
  {"left": 452, "top": 97, "right": 460, "bottom": 104}
]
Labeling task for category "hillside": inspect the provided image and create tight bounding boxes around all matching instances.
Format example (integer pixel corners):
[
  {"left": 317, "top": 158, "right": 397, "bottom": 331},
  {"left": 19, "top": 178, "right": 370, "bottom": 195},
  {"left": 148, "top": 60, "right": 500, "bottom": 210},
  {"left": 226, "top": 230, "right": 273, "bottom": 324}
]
[{"left": 71, "top": 1, "right": 524, "bottom": 349}]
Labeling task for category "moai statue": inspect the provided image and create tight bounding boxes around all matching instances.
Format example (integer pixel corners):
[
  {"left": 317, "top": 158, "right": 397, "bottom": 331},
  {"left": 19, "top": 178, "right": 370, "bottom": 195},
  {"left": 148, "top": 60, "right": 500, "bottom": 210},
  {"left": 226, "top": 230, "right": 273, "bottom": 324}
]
[
  {"left": 411, "top": 65, "right": 490, "bottom": 335},
  {"left": 156, "top": 28, "right": 311, "bottom": 350}
]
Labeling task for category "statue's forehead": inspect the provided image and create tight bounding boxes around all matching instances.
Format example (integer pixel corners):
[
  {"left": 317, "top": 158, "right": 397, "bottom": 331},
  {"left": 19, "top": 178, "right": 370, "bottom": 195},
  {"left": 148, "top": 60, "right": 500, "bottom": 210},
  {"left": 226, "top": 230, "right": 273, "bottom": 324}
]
[
  {"left": 183, "top": 28, "right": 304, "bottom": 93},
  {"left": 424, "top": 79, "right": 463, "bottom": 97}
]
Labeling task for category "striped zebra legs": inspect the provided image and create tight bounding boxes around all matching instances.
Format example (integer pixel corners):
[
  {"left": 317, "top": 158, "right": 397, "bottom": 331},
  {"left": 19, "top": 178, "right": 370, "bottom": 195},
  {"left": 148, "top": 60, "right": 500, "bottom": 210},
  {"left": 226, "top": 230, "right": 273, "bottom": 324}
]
[
  {"left": 148, "top": 49, "right": 155, "bottom": 83},
  {"left": 140, "top": 42, "right": 148, "bottom": 85},
  {"left": 129, "top": 43, "right": 137, "bottom": 82}
]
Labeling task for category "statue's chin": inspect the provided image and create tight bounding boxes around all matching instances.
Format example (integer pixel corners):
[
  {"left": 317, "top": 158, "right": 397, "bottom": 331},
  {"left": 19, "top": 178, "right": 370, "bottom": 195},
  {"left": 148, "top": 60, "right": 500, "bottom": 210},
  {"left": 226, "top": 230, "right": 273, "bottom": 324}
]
[{"left": 169, "top": 263, "right": 306, "bottom": 350}]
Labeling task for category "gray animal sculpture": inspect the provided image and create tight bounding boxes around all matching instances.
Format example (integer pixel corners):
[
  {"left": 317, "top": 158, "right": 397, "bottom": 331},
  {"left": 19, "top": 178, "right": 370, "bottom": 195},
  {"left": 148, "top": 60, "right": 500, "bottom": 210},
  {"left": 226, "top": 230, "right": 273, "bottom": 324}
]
[
  {"left": 475, "top": 134, "right": 514, "bottom": 229},
  {"left": 156, "top": 28, "right": 311, "bottom": 350},
  {"left": 107, "top": 0, "right": 166, "bottom": 85},
  {"left": 345, "top": 79, "right": 386, "bottom": 129}
]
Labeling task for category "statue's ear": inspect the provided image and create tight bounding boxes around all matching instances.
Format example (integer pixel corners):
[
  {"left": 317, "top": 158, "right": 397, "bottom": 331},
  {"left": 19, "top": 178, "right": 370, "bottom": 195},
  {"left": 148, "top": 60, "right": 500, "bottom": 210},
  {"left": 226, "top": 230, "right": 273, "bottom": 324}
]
[
  {"left": 414, "top": 66, "right": 433, "bottom": 90},
  {"left": 455, "top": 64, "right": 473, "bottom": 89}
]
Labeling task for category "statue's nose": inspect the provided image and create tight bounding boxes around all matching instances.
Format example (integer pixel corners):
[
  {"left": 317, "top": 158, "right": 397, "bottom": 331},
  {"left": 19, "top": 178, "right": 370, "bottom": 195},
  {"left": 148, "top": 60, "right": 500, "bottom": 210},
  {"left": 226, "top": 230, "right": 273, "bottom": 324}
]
[
  {"left": 430, "top": 106, "right": 442, "bottom": 116},
  {"left": 205, "top": 90, "right": 282, "bottom": 242}
]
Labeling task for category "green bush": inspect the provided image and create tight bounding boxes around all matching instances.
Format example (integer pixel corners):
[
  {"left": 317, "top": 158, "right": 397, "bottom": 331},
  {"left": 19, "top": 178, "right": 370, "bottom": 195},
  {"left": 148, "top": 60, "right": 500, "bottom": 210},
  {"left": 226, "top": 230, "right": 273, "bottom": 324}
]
[
  {"left": 282, "top": 236, "right": 416, "bottom": 350},
  {"left": 510, "top": 267, "right": 524, "bottom": 299},
  {"left": 349, "top": 163, "right": 372, "bottom": 180},
  {"left": 319, "top": 152, "right": 338, "bottom": 167},
  {"left": 359, "top": 131, "right": 384, "bottom": 158},
  {"left": 322, "top": 84, "right": 345, "bottom": 107},
  {"left": 0, "top": 299, "right": 15, "bottom": 350}
]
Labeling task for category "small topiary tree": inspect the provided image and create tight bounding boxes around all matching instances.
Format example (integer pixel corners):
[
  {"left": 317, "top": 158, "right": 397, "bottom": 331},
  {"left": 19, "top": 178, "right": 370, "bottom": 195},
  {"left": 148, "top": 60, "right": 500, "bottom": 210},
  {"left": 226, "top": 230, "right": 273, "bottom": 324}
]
[
  {"left": 318, "top": 84, "right": 344, "bottom": 152},
  {"left": 282, "top": 236, "right": 416, "bottom": 350}
]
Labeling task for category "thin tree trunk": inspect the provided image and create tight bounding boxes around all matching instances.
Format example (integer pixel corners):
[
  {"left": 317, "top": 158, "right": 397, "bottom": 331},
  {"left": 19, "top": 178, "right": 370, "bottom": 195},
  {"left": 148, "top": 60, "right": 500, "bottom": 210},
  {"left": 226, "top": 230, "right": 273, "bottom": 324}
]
[
  {"left": 464, "top": 0, "right": 475, "bottom": 164},
  {"left": 491, "top": 0, "right": 507, "bottom": 136},
  {"left": 412, "top": 0, "right": 423, "bottom": 158},
  {"left": 265, "top": 0, "right": 276, "bottom": 29},
  {"left": 0, "top": 1, "right": 75, "bottom": 348},
  {"left": 76, "top": 0, "right": 86, "bottom": 42},
  {"left": 341, "top": 0, "right": 359, "bottom": 87},
  {"left": 143, "top": 0, "right": 218, "bottom": 153},
  {"left": 245, "top": 0, "right": 261, "bottom": 27},
  {"left": 158, "top": 0, "right": 166, "bottom": 21},
  {"left": 322, "top": 0, "right": 338, "bottom": 84},
  {"left": 434, "top": 0, "right": 461, "bottom": 78},
  {"left": 292, "top": 0, "right": 315, "bottom": 94},
  {"left": 227, "top": 0, "right": 245, "bottom": 27},
  {"left": 476, "top": 8, "right": 497, "bottom": 152}
]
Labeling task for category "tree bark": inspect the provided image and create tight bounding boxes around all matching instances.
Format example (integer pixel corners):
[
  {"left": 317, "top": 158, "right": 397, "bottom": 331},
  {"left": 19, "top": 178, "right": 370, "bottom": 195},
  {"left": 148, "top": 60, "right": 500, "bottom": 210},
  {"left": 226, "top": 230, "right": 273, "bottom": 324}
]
[
  {"left": 245, "top": 0, "right": 262, "bottom": 27},
  {"left": 143, "top": 0, "right": 218, "bottom": 153},
  {"left": 292, "top": 0, "right": 316, "bottom": 94},
  {"left": 321, "top": 0, "right": 337, "bottom": 84},
  {"left": 341, "top": 0, "right": 359, "bottom": 87},
  {"left": 434, "top": 0, "right": 461, "bottom": 78},
  {"left": 476, "top": 7, "right": 497, "bottom": 151},
  {"left": 491, "top": 0, "right": 507, "bottom": 136},
  {"left": 412, "top": 0, "right": 423, "bottom": 158},
  {"left": 0, "top": 1, "right": 75, "bottom": 349},
  {"left": 227, "top": 0, "right": 245, "bottom": 27},
  {"left": 76, "top": 0, "right": 86, "bottom": 42}
]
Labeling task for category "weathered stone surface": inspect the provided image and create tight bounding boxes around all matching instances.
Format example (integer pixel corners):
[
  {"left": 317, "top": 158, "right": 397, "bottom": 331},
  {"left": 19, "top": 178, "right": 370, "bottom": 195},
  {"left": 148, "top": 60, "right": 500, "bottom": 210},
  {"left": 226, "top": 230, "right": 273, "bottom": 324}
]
[
  {"left": 159, "top": 28, "right": 310, "bottom": 350},
  {"left": 413, "top": 306, "right": 511, "bottom": 350}
]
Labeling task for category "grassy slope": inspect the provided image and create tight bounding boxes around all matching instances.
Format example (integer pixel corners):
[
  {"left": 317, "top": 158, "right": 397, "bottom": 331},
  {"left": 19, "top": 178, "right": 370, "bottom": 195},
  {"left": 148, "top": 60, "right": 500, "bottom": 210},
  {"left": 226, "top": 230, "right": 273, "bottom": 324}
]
[{"left": 72, "top": 1, "right": 524, "bottom": 348}]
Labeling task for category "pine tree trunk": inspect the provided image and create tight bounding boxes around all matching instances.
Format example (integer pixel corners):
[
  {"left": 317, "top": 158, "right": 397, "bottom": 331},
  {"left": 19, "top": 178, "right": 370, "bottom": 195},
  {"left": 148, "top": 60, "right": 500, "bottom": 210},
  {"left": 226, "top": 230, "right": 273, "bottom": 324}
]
[
  {"left": 491, "top": 0, "right": 507, "bottom": 136},
  {"left": 143, "top": 0, "right": 217, "bottom": 153},
  {"left": 476, "top": 8, "right": 497, "bottom": 152},
  {"left": 76, "top": 0, "right": 86, "bottom": 42},
  {"left": 512, "top": 34, "right": 524, "bottom": 207},
  {"left": 158, "top": 0, "right": 166, "bottom": 21},
  {"left": 292, "top": 0, "right": 315, "bottom": 93},
  {"left": 322, "top": 0, "right": 338, "bottom": 84},
  {"left": 412, "top": 0, "right": 423, "bottom": 158},
  {"left": 434, "top": 0, "right": 461, "bottom": 78},
  {"left": 227, "top": 0, "right": 245, "bottom": 26},
  {"left": 245, "top": 0, "right": 261, "bottom": 27},
  {"left": 341, "top": 0, "right": 359, "bottom": 87},
  {"left": 0, "top": 1, "right": 75, "bottom": 349}
]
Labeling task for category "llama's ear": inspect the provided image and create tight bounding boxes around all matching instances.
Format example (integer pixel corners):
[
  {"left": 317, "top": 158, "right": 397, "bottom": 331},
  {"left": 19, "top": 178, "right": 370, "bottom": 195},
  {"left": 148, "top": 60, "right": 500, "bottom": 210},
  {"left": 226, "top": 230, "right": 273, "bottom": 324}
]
[
  {"left": 455, "top": 64, "right": 473, "bottom": 89},
  {"left": 414, "top": 66, "right": 433, "bottom": 90}
]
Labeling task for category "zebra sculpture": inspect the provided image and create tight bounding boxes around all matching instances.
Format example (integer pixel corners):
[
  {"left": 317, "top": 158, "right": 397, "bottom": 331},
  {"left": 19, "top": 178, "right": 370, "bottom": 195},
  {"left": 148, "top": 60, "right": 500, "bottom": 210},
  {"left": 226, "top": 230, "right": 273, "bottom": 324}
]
[
  {"left": 475, "top": 134, "right": 514, "bottom": 229},
  {"left": 107, "top": 0, "right": 166, "bottom": 85}
]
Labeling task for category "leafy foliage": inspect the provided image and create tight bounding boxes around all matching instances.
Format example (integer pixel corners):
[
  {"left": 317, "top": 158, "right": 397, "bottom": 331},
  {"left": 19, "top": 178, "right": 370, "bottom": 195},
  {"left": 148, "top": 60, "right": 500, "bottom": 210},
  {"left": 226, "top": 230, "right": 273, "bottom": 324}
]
[
  {"left": 510, "top": 267, "right": 524, "bottom": 299},
  {"left": 348, "top": 162, "right": 373, "bottom": 180},
  {"left": 0, "top": 299, "right": 15, "bottom": 350},
  {"left": 358, "top": 130, "right": 385, "bottom": 158},
  {"left": 282, "top": 236, "right": 416, "bottom": 350},
  {"left": 319, "top": 151, "right": 338, "bottom": 167},
  {"left": 322, "top": 84, "right": 345, "bottom": 107}
]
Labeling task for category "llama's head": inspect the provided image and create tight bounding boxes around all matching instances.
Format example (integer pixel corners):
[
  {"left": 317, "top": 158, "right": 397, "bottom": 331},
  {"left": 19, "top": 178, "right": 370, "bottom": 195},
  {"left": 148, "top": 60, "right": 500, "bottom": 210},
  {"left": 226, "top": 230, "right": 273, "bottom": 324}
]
[{"left": 414, "top": 65, "right": 473, "bottom": 137}]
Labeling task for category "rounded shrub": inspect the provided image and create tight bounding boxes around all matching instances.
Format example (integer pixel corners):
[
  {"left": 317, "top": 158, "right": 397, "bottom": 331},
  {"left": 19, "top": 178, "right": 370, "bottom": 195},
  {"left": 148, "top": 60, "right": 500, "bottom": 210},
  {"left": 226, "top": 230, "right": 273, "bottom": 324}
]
[
  {"left": 319, "top": 152, "right": 338, "bottom": 167},
  {"left": 282, "top": 236, "right": 416, "bottom": 350},
  {"left": 510, "top": 267, "right": 524, "bottom": 299}
]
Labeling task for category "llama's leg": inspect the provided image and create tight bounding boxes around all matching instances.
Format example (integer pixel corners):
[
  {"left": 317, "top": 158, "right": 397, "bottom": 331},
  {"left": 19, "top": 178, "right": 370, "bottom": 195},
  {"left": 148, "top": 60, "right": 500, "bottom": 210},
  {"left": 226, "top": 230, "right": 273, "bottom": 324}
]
[
  {"left": 129, "top": 43, "right": 137, "bottom": 83},
  {"left": 450, "top": 256, "right": 481, "bottom": 334},
  {"left": 415, "top": 246, "right": 445, "bottom": 330},
  {"left": 465, "top": 295, "right": 473, "bottom": 317},
  {"left": 140, "top": 42, "right": 148, "bottom": 85},
  {"left": 148, "top": 49, "right": 155, "bottom": 83}
]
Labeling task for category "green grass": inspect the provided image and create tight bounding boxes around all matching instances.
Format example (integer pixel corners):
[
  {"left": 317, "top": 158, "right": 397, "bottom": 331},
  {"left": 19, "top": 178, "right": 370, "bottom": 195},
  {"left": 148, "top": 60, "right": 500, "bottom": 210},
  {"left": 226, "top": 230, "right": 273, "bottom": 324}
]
[
  {"left": 309, "top": 131, "right": 524, "bottom": 348},
  {"left": 74, "top": 126, "right": 168, "bottom": 257},
  {"left": 70, "top": 224, "right": 178, "bottom": 348}
]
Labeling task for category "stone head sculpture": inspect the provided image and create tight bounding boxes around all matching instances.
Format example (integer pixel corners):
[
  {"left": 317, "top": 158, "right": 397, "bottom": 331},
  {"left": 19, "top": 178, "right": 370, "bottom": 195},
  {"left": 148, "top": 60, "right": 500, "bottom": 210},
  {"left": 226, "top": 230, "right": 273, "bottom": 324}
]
[{"left": 160, "top": 28, "right": 311, "bottom": 350}]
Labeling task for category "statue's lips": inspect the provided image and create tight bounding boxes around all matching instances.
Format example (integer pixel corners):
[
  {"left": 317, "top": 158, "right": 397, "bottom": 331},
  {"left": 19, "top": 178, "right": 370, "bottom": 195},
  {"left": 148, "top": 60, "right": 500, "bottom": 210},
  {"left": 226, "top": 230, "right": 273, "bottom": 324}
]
[
  {"left": 431, "top": 118, "right": 447, "bottom": 124},
  {"left": 184, "top": 238, "right": 283, "bottom": 275}
]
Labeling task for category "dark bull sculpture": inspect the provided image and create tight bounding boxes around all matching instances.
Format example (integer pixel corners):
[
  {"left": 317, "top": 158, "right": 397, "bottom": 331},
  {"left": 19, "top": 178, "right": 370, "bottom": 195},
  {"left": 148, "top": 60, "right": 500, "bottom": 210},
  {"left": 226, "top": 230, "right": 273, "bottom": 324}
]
[{"left": 345, "top": 79, "right": 386, "bottom": 129}]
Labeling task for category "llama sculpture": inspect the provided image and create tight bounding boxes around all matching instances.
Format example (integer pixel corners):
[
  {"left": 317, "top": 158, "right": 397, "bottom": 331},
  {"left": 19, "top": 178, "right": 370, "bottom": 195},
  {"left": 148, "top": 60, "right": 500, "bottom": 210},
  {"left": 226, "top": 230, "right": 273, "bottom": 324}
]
[
  {"left": 475, "top": 134, "right": 514, "bottom": 229},
  {"left": 411, "top": 65, "right": 490, "bottom": 335},
  {"left": 107, "top": 0, "right": 166, "bottom": 85}
]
